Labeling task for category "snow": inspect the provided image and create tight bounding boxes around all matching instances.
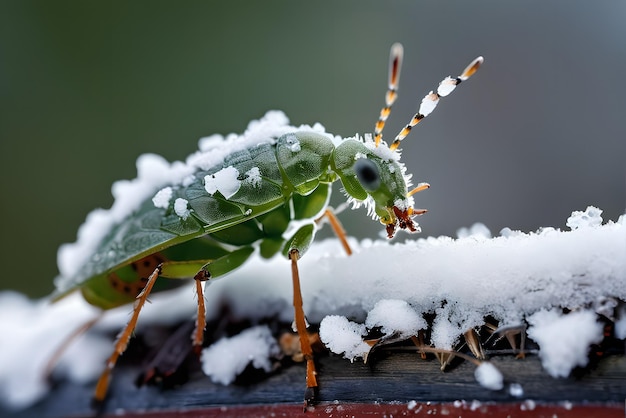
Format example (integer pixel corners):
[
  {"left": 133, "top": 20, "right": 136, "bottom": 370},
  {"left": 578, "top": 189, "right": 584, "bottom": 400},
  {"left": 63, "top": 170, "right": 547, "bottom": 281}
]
[
  {"left": 288, "top": 140, "right": 301, "bottom": 153},
  {"left": 318, "top": 316, "right": 370, "bottom": 361},
  {"left": 418, "top": 92, "right": 439, "bottom": 117},
  {"left": 1, "top": 207, "right": 624, "bottom": 410},
  {"left": 244, "top": 167, "right": 262, "bottom": 188},
  {"left": 474, "top": 362, "right": 504, "bottom": 390},
  {"left": 173, "top": 198, "right": 190, "bottom": 220},
  {"left": 0, "top": 292, "right": 108, "bottom": 410},
  {"left": 203, "top": 166, "right": 241, "bottom": 199},
  {"left": 364, "top": 135, "right": 401, "bottom": 162},
  {"left": 509, "top": 383, "right": 524, "bottom": 397},
  {"left": 456, "top": 222, "right": 492, "bottom": 239},
  {"left": 200, "top": 325, "right": 280, "bottom": 385},
  {"left": 365, "top": 299, "right": 427, "bottom": 338},
  {"left": 437, "top": 77, "right": 458, "bottom": 97},
  {"left": 566, "top": 206, "right": 604, "bottom": 229},
  {"left": 527, "top": 309, "right": 604, "bottom": 377},
  {"left": 151, "top": 186, "right": 173, "bottom": 209}
]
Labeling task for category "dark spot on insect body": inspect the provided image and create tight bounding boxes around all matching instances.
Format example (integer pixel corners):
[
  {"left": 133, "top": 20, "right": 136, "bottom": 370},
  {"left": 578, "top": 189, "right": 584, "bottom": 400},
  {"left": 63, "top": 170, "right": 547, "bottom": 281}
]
[
  {"left": 132, "top": 254, "right": 167, "bottom": 279},
  {"left": 123, "top": 285, "right": 132, "bottom": 294},
  {"left": 108, "top": 275, "right": 119, "bottom": 288}
]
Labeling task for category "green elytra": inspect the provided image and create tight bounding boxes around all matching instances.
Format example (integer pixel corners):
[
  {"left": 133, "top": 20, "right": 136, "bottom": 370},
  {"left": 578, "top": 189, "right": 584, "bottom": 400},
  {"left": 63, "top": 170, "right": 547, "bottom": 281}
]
[{"left": 49, "top": 43, "right": 483, "bottom": 407}]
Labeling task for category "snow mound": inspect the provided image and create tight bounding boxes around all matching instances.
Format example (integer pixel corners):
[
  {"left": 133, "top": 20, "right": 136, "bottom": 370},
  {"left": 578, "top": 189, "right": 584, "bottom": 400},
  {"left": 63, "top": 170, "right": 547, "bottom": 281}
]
[
  {"left": 527, "top": 309, "right": 604, "bottom": 377},
  {"left": 1, "top": 206, "right": 624, "bottom": 410}
]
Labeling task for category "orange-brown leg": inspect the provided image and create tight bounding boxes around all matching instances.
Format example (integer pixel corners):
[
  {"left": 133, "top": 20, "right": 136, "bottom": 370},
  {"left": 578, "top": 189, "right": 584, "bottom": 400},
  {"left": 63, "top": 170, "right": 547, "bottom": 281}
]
[
  {"left": 92, "top": 264, "right": 161, "bottom": 406},
  {"left": 289, "top": 249, "right": 318, "bottom": 408},
  {"left": 192, "top": 277, "right": 207, "bottom": 355},
  {"left": 317, "top": 208, "right": 352, "bottom": 256}
]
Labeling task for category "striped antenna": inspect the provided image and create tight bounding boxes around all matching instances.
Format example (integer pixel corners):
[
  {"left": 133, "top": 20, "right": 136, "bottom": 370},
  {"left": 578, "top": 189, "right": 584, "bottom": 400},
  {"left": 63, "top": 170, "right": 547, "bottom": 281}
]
[
  {"left": 374, "top": 43, "right": 404, "bottom": 147},
  {"left": 389, "top": 55, "right": 484, "bottom": 151}
]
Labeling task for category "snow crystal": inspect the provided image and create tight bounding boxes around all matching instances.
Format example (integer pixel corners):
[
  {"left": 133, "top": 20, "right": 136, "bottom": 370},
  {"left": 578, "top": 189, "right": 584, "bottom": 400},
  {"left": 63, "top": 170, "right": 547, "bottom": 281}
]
[
  {"left": 566, "top": 206, "right": 603, "bottom": 230},
  {"left": 204, "top": 166, "right": 241, "bottom": 199},
  {"left": 365, "top": 139, "right": 401, "bottom": 162},
  {"left": 200, "top": 325, "right": 279, "bottom": 385},
  {"left": 289, "top": 141, "right": 301, "bottom": 152},
  {"left": 244, "top": 167, "right": 262, "bottom": 188},
  {"left": 474, "top": 362, "right": 503, "bottom": 390},
  {"left": 499, "top": 227, "right": 524, "bottom": 238},
  {"left": 520, "top": 400, "right": 536, "bottom": 411},
  {"left": 173, "top": 198, "right": 190, "bottom": 220},
  {"left": 430, "top": 312, "right": 465, "bottom": 349},
  {"left": 457, "top": 222, "right": 491, "bottom": 239},
  {"left": 318, "top": 315, "right": 370, "bottom": 361},
  {"left": 527, "top": 309, "right": 603, "bottom": 377},
  {"left": 152, "top": 186, "right": 173, "bottom": 209},
  {"left": 365, "top": 299, "right": 426, "bottom": 337},
  {"left": 509, "top": 383, "right": 524, "bottom": 397},
  {"left": 470, "top": 400, "right": 483, "bottom": 411}
]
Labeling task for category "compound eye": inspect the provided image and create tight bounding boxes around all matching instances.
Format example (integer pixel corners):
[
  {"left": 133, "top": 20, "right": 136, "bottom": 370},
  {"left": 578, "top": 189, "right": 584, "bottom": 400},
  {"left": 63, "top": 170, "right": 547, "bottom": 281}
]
[{"left": 354, "top": 158, "right": 381, "bottom": 191}]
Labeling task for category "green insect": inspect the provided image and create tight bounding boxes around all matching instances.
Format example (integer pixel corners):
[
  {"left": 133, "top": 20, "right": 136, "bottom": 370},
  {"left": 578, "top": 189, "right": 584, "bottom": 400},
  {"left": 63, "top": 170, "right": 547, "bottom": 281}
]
[{"left": 51, "top": 43, "right": 482, "bottom": 407}]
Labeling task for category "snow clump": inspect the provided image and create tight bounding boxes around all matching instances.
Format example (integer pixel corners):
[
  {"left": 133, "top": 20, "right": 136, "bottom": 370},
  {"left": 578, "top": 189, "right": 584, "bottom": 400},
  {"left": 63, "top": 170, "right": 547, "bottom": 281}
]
[{"left": 200, "top": 325, "right": 280, "bottom": 385}]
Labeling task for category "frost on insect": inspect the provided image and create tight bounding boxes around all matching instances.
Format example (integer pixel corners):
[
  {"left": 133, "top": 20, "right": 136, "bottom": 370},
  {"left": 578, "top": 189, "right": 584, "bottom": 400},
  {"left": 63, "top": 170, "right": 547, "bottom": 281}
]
[
  {"left": 46, "top": 44, "right": 485, "bottom": 409},
  {"left": 203, "top": 166, "right": 241, "bottom": 199},
  {"left": 243, "top": 167, "right": 262, "bottom": 188},
  {"left": 173, "top": 198, "right": 191, "bottom": 220}
]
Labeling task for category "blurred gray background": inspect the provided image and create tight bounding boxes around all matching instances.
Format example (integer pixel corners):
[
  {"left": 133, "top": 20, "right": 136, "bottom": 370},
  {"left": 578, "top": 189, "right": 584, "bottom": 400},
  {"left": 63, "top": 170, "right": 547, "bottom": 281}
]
[{"left": 1, "top": 1, "right": 625, "bottom": 297}]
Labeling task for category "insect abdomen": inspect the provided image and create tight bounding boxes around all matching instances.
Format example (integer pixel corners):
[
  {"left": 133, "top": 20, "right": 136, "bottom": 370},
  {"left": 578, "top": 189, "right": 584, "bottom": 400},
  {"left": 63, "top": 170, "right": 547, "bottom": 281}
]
[{"left": 80, "top": 253, "right": 171, "bottom": 309}]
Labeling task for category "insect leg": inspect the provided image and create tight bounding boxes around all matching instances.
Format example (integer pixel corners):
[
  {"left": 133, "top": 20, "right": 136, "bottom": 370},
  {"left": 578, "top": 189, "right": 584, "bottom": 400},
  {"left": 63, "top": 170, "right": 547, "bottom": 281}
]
[
  {"left": 315, "top": 208, "right": 352, "bottom": 255},
  {"left": 192, "top": 274, "right": 207, "bottom": 353},
  {"left": 93, "top": 263, "right": 162, "bottom": 407},
  {"left": 407, "top": 182, "right": 431, "bottom": 197},
  {"left": 188, "top": 246, "right": 254, "bottom": 346},
  {"left": 92, "top": 246, "right": 255, "bottom": 406},
  {"left": 289, "top": 249, "right": 318, "bottom": 408}
]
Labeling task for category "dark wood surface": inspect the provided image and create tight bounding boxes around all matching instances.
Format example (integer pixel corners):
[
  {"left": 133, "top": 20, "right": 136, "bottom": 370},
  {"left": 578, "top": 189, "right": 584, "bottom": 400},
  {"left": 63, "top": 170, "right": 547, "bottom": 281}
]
[{"left": 5, "top": 336, "right": 625, "bottom": 418}]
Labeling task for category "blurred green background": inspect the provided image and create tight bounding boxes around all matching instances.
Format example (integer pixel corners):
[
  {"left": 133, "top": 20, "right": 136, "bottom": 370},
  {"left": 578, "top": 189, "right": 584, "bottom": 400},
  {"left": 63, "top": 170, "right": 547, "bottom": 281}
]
[{"left": 1, "top": 1, "right": 625, "bottom": 298}]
